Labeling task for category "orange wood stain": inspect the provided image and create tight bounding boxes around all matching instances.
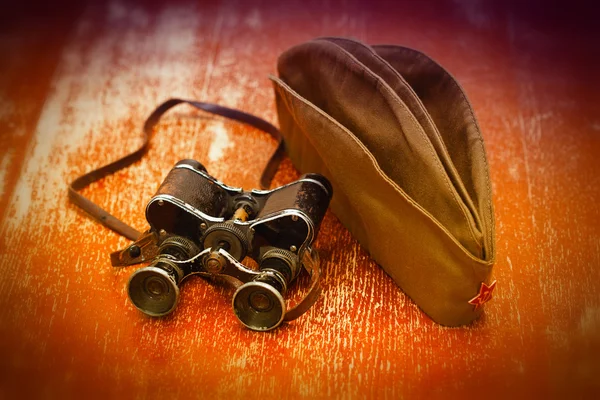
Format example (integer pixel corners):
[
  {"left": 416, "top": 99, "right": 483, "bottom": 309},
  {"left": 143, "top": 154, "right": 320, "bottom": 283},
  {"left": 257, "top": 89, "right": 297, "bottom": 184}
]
[{"left": 0, "top": 1, "right": 599, "bottom": 398}]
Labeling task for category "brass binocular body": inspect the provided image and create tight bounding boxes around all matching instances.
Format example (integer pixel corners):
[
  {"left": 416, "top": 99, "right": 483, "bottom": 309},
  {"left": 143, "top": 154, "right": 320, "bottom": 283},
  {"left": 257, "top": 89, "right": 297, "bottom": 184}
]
[{"left": 111, "top": 159, "right": 332, "bottom": 331}]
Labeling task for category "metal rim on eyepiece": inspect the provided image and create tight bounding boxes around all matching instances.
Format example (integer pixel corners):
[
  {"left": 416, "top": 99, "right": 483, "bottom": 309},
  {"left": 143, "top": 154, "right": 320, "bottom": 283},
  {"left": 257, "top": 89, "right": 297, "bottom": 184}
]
[
  {"left": 232, "top": 281, "right": 286, "bottom": 331},
  {"left": 127, "top": 266, "right": 180, "bottom": 317}
]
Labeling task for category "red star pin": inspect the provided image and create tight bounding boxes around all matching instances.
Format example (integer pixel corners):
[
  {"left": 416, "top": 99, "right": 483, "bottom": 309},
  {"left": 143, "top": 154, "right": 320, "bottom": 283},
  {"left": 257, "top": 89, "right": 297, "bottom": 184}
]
[{"left": 468, "top": 280, "right": 497, "bottom": 310}]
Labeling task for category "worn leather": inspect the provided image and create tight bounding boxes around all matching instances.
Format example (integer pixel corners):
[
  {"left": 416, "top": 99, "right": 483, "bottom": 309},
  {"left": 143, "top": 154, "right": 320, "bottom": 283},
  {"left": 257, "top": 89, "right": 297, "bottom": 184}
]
[{"left": 271, "top": 37, "right": 496, "bottom": 326}]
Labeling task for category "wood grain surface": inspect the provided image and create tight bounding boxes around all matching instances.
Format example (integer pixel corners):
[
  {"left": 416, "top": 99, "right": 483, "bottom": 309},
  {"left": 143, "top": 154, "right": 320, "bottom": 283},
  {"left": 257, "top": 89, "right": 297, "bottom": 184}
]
[{"left": 1, "top": 1, "right": 599, "bottom": 398}]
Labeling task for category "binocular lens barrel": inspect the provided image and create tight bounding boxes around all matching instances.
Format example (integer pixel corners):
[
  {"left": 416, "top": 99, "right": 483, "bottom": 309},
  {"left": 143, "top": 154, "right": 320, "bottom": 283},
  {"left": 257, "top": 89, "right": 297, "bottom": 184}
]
[
  {"left": 233, "top": 280, "right": 286, "bottom": 331},
  {"left": 232, "top": 249, "right": 299, "bottom": 331},
  {"left": 128, "top": 264, "right": 180, "bottom": 317}
]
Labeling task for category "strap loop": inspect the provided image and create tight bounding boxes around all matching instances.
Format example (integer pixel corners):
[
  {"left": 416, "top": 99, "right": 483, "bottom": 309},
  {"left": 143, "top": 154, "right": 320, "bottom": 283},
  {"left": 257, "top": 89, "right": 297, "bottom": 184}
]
[{"left": 68, "top": 98, "right": 285, "bottom": 240}]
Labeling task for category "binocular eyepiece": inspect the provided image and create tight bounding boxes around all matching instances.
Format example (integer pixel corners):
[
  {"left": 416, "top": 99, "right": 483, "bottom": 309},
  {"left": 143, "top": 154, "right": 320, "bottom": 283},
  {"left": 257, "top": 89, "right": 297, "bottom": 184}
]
[
  {"left": 234, "top": 281, "right": 286, "bottom": 331},
  {"left": 111, "top": 160, "right": 332, "bottom": 331},
  {"left": 127, "top": 235, "right": 193, "bottom": 317},
  {"left": 233, "top": 247, "right": 300, "bottom": 330},
  {"left": 128, "top": 261, "right": 180, "bottom": 317}
]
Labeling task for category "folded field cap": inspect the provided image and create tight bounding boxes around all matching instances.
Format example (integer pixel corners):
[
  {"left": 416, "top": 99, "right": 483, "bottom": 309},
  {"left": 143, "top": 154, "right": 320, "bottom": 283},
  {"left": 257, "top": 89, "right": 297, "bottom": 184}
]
[{"left": 271, "top": 37, "right": 496, "bottom": 326}]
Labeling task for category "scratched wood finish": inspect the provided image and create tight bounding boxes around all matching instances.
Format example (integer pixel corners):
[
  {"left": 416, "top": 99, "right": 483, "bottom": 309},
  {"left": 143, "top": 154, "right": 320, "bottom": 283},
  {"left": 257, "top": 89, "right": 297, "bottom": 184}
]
[{"left": 0, "top": 1, "right": 599, "bottom": 398}]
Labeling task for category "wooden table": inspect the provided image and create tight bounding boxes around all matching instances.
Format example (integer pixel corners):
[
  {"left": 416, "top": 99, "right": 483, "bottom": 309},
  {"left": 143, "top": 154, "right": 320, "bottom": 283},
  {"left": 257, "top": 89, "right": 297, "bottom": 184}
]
[{"left": 1, "top": 1, "right": 599, "bottom": 398}]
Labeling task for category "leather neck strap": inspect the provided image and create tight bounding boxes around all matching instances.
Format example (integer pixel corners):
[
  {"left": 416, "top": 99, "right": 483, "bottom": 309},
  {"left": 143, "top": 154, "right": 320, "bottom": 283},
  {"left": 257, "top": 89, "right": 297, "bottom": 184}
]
[{"left": 68, "top": 98, "right": 285, "bottom": 241}]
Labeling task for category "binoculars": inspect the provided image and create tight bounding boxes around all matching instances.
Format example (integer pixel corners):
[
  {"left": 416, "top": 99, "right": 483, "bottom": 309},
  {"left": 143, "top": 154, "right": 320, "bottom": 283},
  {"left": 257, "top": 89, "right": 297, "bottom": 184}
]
[{"left": 111, "top": 159, "right": 332, "bottom": 331}]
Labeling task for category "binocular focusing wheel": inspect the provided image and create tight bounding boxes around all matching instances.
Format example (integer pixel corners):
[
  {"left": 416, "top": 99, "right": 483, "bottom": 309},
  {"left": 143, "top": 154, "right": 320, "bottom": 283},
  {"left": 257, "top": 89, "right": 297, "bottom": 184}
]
[
  {"left": 232, "top": 281, "right": 286, "bottom": 331},
  {"left": 202, "top": 223, "right": 248, "bottom": 261},
  {"left": 128, "top": 266, "right": 180, "bottom": 317}
]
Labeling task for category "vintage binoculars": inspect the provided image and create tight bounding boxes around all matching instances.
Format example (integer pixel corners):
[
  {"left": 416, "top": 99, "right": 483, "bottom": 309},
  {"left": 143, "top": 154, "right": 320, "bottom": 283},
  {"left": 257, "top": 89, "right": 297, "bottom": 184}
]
[{"left": 111, "top": 159, "right": 332, "bottom": 331}]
